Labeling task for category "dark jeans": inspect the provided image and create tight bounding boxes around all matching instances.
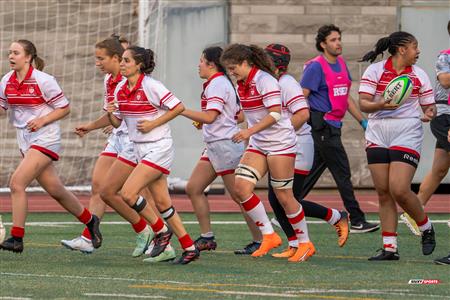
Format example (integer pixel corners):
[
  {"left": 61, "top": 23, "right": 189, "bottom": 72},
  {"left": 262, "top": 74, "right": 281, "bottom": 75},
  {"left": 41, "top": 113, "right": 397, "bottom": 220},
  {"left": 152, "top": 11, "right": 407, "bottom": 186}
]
[{"left": 298, "top": 111, "right": 366, "bottom": 225}]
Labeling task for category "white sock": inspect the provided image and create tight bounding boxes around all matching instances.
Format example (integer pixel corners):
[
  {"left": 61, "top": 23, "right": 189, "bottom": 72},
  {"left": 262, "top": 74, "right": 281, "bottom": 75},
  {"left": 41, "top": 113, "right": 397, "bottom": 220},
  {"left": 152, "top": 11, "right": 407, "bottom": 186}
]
[
  {"left": 241, "top": 194, "right": 273, "bottom": 235},
  {"left": 287, "top": 205, "right": 310, "bottom": 243},
  {"left": 382, "top": 232, "right": 398, "bottom": 252}
]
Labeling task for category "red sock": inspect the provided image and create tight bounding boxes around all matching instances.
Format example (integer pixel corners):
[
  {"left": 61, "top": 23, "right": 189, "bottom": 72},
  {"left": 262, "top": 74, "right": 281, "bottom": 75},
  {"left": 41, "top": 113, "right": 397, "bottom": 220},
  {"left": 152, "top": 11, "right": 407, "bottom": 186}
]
[
  {"left": 82, "top": 227, "right": 91, "bottom": 240},
  {"left": 11, "top": 226, "right": 25, "bottom": 238},
  {"left": 150, "top": 218, "right": 164, "bottom": 233},
  {"left": 178, "top": 234, "right": 194, "bottom": 249},
  {"left": 132, "top": 217, "right": 148, "bottom": 234},
  {"left": 77, "top": 208, "right": 93, "bottom": 224}
]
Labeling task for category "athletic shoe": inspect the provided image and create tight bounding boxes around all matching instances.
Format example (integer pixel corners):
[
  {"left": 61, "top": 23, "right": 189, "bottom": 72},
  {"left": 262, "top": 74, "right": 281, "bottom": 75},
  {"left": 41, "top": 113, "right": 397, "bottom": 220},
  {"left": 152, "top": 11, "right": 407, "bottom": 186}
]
[
  {"left": 173, "top": 247, "right": 200, "bottom": 265},
  {"left": 400, "top": 213, "right": 421, "bottom": 236},
  {"left": 143, "top": 244, "right": 176, "bottom": 263},
  {"left": 334, "top": 211, "right": 349, "bottom": 247},
  {"left": 421, "top": 226, "right": 436, "bottom": 255},
  {"left": 234, "top": 241, "right": 261, "bottom": 255},
  {"left": 288, "top": 242, "right": 316, "bottom": 262},
  {"left": 434, "top": 253, "right": 450, "bottom": 265},
  {"left": 368, "top": 248, "right": 399, "bottom": 261},
  {"left": 150, "top": 228, "right": 173, "bottom": 258},
  {"left": 350, "top": 221, "right": 380, "bottom": 233},
  {"left": 194, "top": 236, "right": 217, "bottom": 252},
  {"left": 61, "top": 236, "right": 94, "bottom": 254},
  {"left": 132, "top": 229, "right": 153, "bottom": 258},
  {"left": 272, "top": 246, "right": 297, "bottom": 258},
  {"left": 251, "top": 232, "right": 282, "bottom": 257},
  {"left": 0, "top": 236, "right": 23, "bottom": 253},
  {"left": 86, "top": 214, "right": 102, "bottom": 249},
  {"left": 270, "top": 217, "right": 281, "bottom": 229}
]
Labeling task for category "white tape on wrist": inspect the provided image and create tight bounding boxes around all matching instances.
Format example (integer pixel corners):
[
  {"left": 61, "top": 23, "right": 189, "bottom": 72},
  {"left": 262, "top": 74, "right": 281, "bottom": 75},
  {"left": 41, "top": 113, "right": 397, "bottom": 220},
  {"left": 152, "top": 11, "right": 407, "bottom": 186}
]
[{"left": 269, "top": 111, "right": 281, "bottom": 122}]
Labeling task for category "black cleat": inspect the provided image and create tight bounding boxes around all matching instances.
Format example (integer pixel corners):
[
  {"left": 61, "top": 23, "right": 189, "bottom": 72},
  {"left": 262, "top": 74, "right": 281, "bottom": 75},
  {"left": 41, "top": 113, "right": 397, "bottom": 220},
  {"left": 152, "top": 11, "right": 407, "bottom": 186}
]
[
  {"left": 350, "top": 221, "right": 380, "bottom": 233},
  {"left": 434, "top": 253, "right": 450, "bottom": 265},
  {"left": 86, "top": 214, "right": 102, "bottom": 249},
  {"left": 0, "top": 236, "right": 24, "bottom": 253},
  {"left": 150, "top": 228, "right": 173, "bottom": 257},
  {"left": 368, "top": 248, "right": 399, "bottom": 261},
  {"left": 194, "top": 236, "right": 217, "bottom": 252},
  {"left": 234, "top": 241, "right": 261, "bottom": 255},
  {"left": 421, "top": 226, "right": 436, "bottom": 256},
  {"left": 173, "top": 248, "right": 200, "bottom": 265}
]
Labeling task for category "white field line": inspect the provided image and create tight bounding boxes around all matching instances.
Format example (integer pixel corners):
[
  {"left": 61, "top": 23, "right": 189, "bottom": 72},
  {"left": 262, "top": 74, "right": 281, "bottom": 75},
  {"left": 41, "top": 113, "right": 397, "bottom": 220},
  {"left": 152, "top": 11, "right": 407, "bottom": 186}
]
[
  {"left": 1, "top": 272, "right": 448, "bottom": 299},
  {"left": 2, "top": 220, "right": 450, "bottom": 226},
  {"left": 0, "top": 298, "right": 32, "bottom": 300},
  {"left": 84, "top": 293, "right": 166, "bottom": 299}
]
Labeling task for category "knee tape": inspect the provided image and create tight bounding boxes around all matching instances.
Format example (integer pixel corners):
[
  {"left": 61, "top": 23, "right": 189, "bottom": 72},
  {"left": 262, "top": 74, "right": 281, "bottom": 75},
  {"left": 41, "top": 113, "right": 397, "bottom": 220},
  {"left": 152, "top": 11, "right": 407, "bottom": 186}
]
[
  {"left": 132, "top": 196, "right": 147, "bottom": 213},
  {"left": 270, "top": 177, "right": 294, "bottom": 189},
  {"left": 160, "top": 206, "right": 175, "bottom": 221},
  {"left": 235, "top": 164, "right": 261, "bottom": 184}
]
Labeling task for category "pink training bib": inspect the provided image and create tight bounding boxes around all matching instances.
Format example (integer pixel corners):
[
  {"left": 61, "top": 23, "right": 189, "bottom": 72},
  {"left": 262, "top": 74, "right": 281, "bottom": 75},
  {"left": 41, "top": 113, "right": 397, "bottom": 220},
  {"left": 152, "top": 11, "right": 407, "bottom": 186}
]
[
  {"left": 312, "top": 55, "right": 352, "bottom": 122},
  {"left": 440, "top": 48, "right": 450, "bottom": 104}
]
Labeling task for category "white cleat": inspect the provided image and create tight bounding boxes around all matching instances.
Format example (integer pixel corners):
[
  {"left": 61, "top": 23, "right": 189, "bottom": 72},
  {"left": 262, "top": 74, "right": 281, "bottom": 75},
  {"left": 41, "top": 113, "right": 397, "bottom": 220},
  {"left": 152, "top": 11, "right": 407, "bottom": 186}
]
[
  {"left": 61, "top": 236, "right": 94, "bottom": 254},
  {"left": 400, "top": 213, "right": 421, "bottom": 237}
]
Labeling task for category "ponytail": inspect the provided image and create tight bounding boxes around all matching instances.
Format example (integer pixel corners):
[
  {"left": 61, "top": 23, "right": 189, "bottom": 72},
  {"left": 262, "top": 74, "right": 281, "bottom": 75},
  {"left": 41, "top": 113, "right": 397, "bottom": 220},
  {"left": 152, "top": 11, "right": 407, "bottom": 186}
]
[
  {"left": 33, "top": 56, "right": 45, "bottom": 71},
  {"left": 248, "top": 45, "right": 276, "bottom": 77},
  {"left": 360, "top": 31, "right": 416, "bottom": 63},
  {"left": 16, "top": 39, "right": 45, "bottom": 71}
]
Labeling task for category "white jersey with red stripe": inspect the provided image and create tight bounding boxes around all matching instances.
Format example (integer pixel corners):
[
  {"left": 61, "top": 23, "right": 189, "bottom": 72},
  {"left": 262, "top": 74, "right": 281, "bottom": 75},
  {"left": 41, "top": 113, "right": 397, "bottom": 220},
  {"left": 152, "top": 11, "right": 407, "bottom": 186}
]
[
  {"left": 279, "top": 73, "right": 311, "bottom": 136},
  {"left": 103, "top": 73, "right": 127, "bottom": 134},
  {"left": 359, "top": 57, "right": 434, "bottom": 119},
  {"left": 237, "top": 67, "right": 296, "bottom": 152},
  {"left": 114, "top": 74, "right": 181, "bottom": 142},
  {"left": 0, "top": 66, "right": 69, "bottom": 128},
  {"left": 201, "top": 72, "right": 240, "bottom": 143}
]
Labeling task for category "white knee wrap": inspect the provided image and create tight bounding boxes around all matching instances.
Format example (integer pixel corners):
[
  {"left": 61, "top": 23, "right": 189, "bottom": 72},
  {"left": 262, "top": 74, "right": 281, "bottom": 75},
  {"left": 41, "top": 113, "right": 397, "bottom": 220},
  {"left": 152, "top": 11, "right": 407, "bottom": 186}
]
[
  {"left": 270, "top": 177, "right": 294, "bottom": 189},
  {"left": 269, "top": 111, "right": 281, "bottom": 122},
  {"left": 235, "top": 164, "right": 261, "bottom": 184}
]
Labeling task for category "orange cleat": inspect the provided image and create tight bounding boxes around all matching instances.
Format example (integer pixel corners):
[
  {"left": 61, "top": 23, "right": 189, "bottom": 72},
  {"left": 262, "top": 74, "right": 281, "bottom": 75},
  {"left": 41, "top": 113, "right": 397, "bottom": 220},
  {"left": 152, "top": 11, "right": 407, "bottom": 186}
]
[
  {"left": 251, "top": 232, "right": 282, "bottom": 257},
  {"left": 272, "top": 246, "right": 297, "bottom": 258},
  {"left": 288, "top": 242, "right": 315, "bottom": 262},
  {"left": 334, "top": 211, "right": 349, "bottom": 247}
]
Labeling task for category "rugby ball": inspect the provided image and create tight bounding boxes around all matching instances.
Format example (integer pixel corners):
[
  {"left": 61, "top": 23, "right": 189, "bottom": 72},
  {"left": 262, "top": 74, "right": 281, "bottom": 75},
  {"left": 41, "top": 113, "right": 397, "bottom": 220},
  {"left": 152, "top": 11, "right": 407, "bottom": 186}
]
[{"left": 383, "top": 75, "right": 413, "bottom": 106}]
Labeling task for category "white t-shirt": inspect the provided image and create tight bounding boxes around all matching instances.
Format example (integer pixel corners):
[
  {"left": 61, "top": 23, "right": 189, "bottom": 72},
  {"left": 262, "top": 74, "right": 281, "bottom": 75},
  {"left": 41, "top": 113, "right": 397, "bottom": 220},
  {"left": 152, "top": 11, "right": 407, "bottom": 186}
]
[
  {"left": 237, "top": 67, "right": 296, "bottom": 151},
  {"left": 279, "top": 73, "right": 311, "bottom": 136},
  {"left": 201, "top": 73, "right": 240, "bottom": 143},
  {"left": 0, "top": 66, "right": 69, "bottom": 128},
  {"left": 114, "top": 74, "right": 181, "bottom": 142},
  {"left": 359, "top": 57, "right": 434, "bottom": 119}
]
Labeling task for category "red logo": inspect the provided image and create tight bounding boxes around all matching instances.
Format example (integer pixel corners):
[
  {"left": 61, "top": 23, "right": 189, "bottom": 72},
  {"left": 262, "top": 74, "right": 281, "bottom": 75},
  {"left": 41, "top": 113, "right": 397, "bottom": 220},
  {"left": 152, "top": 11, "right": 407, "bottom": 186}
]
[
  {"left": 294, "top": 229, "right": 304, "bottom": 235},
  {"left": 255, "top": 221, "right": 264, "bottom": 227}
]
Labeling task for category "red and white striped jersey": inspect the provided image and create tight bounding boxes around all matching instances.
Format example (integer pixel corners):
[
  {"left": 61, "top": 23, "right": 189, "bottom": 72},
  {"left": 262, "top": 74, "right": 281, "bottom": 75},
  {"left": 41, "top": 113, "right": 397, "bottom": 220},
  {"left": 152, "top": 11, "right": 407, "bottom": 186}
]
[
  {"left": 279, "top": 73, "right": 311, "bottom": 136},
  {"left": 114, "top": 74, "right": 181, "bottom": 142},
  {"left": 359, "top": 57, "right": 434, "bottom": 119},
  {"left": 201, "top": 72, "right": 240, "bottom": 142},
  {"left": 237, "top": 67, "right": 296, "bottom": 151},
  {"left": 0, "top": 66, "right": 69, "bottom": 128},
  {"left": 103, "top": 73, "right": 127, "bottom": 134}
]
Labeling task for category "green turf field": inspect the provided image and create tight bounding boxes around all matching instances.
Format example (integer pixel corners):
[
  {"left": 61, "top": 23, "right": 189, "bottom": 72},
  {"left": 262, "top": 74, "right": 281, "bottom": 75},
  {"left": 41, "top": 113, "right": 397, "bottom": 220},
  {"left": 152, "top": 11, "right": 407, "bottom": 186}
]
[{"left": 0, "top": 213, "right": 449, "bottom": 300}]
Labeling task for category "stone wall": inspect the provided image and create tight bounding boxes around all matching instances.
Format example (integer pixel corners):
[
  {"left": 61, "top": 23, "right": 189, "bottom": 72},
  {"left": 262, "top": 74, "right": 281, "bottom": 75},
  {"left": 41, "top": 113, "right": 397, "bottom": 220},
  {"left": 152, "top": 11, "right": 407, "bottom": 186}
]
[{"left": 230, "top": 0, "right": 401, "bottom": 187}]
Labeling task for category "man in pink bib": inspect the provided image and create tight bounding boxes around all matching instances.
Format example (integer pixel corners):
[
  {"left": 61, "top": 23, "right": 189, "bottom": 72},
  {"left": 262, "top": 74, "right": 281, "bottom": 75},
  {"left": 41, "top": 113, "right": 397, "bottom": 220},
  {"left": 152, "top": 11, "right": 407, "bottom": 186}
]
[{"left": 299, "top": 24, "right": 379, "bottom": 233}]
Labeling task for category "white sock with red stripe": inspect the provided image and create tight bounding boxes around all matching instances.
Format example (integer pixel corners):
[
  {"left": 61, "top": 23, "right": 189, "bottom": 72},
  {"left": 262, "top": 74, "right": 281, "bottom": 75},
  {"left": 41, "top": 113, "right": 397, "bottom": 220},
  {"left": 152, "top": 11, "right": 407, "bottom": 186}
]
[
  {"left": 241, "top": 194, "right": 274, "bottom": 235},
  {"left": 417, "top": 215, "right": 432, "bottom": 232},
  {"left": 382, "top": 231, "right": 398, "bottom": 252},
  {"left": 288, "top": 235, "right": 298, "bottom": 248},
  {"left": 287, "top": 205, "right": 310, "bottom": 243},
  {"left": 324, "top": 208, "right": 341, "bottom": 225}
]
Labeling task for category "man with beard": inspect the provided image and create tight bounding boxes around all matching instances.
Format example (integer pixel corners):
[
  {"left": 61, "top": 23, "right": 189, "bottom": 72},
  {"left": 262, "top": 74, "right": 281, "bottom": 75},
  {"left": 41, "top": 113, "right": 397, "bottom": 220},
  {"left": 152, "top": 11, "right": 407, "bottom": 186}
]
[{"left": 298, "top": 24, "right": 379, "bottom": 233}]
